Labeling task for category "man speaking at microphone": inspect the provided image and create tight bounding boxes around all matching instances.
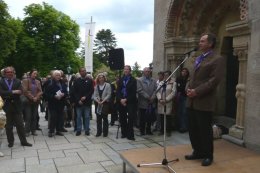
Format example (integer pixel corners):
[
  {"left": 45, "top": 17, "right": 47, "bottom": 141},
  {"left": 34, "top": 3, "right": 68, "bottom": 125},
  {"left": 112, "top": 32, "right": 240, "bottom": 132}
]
[{"left": 185, "top": 33, "right": 224, "bottom": 166}]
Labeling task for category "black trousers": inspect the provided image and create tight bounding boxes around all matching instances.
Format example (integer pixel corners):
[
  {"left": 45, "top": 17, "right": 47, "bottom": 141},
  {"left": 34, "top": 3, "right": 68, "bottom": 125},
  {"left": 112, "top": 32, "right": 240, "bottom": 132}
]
[
  {"left": 118, "top": 103, "right": 136, "bottom": 139},
  {"left": 139, "top": 108, "right": 152, "bottom": 134},
  {"left": 160, "top": 114, "right": 172, "bottom": 133},
  {"left": 96, "top": 113, "right": 108, "bottom": 135},
  {"left": 187, "top": 108, "right": 213, "bottom": 159},
  {"left": 5, "top": 106, "right": 27, "bottom": 144},
  {"left": 49, "top": 108, "right": 64, "bottom": 133},
  {"left": 24, "top": 103, "right": 38, "bottom": 133}
]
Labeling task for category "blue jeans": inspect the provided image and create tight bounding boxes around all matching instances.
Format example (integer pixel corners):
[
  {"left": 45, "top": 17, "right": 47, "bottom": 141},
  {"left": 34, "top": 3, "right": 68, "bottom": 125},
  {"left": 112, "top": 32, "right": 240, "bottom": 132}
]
[{"left": 76, "top": 106, "right": 91, "bottom": 132}]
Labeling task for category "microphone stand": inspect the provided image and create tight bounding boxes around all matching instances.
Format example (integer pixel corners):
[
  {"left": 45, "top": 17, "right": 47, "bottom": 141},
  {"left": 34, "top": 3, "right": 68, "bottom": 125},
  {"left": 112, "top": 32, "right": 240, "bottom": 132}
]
[{"left": 137, "top": 49, "right": 196, "bottom": 173}]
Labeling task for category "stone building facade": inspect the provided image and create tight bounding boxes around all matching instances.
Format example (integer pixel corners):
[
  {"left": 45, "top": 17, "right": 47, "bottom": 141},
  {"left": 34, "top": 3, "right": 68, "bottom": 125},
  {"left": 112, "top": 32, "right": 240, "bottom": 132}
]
[{"left": 153, "top": 0, "right": 260, "bottom": 151}]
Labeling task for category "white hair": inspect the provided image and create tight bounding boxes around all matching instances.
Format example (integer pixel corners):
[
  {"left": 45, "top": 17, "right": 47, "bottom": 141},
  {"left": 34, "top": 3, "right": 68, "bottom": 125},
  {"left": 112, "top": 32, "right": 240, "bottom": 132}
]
[{"left": 53, "top": 70, "right": 61, "bottom": 76}]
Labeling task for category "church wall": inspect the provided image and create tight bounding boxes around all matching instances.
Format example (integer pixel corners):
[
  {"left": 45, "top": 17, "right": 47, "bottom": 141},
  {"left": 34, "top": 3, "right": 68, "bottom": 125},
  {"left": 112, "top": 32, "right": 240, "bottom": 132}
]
[
  {"left": 244, "top": 0, "right": 260, "bottom": 151},
  {"left": 153, "top": 0, "right": 172, "bottom": 76}
]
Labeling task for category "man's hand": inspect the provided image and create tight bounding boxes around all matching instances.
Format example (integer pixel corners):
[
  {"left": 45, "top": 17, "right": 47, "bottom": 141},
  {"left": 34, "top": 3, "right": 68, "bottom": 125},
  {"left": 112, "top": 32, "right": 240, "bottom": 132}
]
[
  {"left": 159, "top": 99, "right": 166, "bottom": 105},
  {"left": 55, "top": 95, "right": 61, "bottom": 100},
  {"left": 187, "top": 89, "right": 197, "bottom": 98},
  {"left": 120, "top": 99, "right": 127, "bottom": 106},
  {"left": 78, "top": 100, "right": 83, "bottom": 105},
  {"left": 81, "top": 96, "right": 86, "bottom": 101},
  {"left": 12, "top": 90, "right": 22, "bottom": 95},
  {"left": 32, "top": 97, "right": 37, "bottom": 102}
]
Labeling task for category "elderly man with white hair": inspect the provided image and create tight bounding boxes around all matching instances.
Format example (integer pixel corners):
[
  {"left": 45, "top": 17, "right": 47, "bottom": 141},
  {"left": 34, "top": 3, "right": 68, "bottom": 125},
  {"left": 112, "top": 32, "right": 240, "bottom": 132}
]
[
  {"left": 137, "top": 67, "right": 157, "bottom": 135},
  {"left": 44, "top": 70, "right": 68, "bottom": 137}
]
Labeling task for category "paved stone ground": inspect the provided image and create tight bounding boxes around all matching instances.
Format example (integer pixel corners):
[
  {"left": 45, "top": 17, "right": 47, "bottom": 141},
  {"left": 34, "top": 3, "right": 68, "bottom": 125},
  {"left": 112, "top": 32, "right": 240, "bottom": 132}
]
[{"left": 0, "top": 109, "right": 190, "bottom": 173}]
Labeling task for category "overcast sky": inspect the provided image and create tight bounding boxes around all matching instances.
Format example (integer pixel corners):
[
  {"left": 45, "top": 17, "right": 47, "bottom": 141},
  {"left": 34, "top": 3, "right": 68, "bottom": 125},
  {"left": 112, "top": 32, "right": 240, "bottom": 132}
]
[{"left": 5, "top": 0, "right": 154, "bottom": 69}]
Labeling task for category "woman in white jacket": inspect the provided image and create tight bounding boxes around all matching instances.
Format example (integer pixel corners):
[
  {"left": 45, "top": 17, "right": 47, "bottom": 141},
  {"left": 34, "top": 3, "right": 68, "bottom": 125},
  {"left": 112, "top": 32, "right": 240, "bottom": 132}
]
[
  {"left": 156, "top": 70, "right": 176, "bottom": 136},
  {"left": 93, "top": 73, "right": 111, "bottom": 137}
]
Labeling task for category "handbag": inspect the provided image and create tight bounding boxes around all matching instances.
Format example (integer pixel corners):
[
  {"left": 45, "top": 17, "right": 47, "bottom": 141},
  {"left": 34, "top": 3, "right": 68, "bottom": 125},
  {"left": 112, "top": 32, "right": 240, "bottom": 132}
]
[
  {"left": 101, "top": 102, "right": 110, "bottom": 115},
  {"left": 0, "top": 96, "right": 5, "bottom": 129},
  {"left": 0, "top": 110, "right": 6, "bottom": 129},
  {"left": 97, "top": 84, "right": 110, "bottom": 115}
]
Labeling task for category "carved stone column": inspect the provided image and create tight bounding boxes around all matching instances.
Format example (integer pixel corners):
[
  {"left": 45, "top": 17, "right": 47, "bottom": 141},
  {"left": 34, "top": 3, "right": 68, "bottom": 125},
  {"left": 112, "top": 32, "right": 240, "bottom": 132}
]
[
  {"left": 223, "top": 21, "right": 250, "bottom": 145},
  {"left": 228, "top": 49, "right": 248, "bottom": 141}
]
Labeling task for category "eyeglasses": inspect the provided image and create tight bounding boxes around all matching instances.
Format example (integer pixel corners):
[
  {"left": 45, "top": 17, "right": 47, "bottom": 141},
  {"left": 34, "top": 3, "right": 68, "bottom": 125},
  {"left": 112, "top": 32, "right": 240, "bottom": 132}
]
[{"left": 5, "top": 71, "right": 13, "bottom": 74}]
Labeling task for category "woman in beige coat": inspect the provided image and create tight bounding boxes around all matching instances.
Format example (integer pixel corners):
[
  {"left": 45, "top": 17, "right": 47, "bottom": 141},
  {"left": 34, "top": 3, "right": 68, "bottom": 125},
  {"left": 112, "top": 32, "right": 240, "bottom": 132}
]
[
  {"left": 93, "top": 73, "right": 111, "bottom": 137},
  {"left": 156, "top": 70, "right": 176, "bottom": 136}
]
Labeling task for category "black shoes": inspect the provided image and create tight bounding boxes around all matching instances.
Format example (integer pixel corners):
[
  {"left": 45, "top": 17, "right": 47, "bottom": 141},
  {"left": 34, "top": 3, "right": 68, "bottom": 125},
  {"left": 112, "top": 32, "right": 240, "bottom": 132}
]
[
  {"left": 185, "top": 153, "right": 213, "bottom": 166},
  {"left": 121, "top": 135, "right": 126, "bottom": 138},
  {"left": 8, "top": 143, "right": 13, "bottom": 148},
  {"left": 85, "top": 131, "right": 90, "bottom": 136},
  {"left": 60, "top": 128, "right": 68, "bottom": 132},
  {"left": 76, "top": 131, "right": 81, "bottom": 136},
  {"left": 64, "top": 122, "right": 71, "bottom": 128},
  {"left": 127, "top": 137, "right": 135, "bottom": 141},
  {"left": 146, "top": 131, "right": 153, "bottom": 135},
  {"left": 48, "top": 133, "right": 54, "bottom": 137},
  {"left": 55, "top": 132, "right": 64, "bottom": 136},
  {"left": 95, "top": 133, "right": 101, "bottom": 137},
  {"left": 140, "top": 132, "right": 145, "bottom": 136},
  {"left": 21, "top": 142, "right": 33, "bottom": 147},
  {"left": 32, "top": 132, "right": 37, "bottom": 136},
  {"left": 36, "top": 127, "right": 42, "bottom": 131},
  {"left": 201, "top": 158, "right": 213, "bottom": 166},
  {"left": 185, "top": 153, "right": 204, "bottom": 160}
]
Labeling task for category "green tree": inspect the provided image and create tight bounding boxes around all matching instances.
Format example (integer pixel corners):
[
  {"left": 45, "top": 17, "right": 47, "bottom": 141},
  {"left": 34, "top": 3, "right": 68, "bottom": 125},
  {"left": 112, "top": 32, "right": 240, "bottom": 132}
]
[
  {"left": 94, "top": 29, "right": 117, "bottom": 65},
  {"left": 132, "top": 62, "right": 142, "bottom": 78},
  {"left": 5, "top": 2, "right": 81, "bottom": 77},
  {"left": 0, "top": 0, "right": 17, "bottom": 67}
]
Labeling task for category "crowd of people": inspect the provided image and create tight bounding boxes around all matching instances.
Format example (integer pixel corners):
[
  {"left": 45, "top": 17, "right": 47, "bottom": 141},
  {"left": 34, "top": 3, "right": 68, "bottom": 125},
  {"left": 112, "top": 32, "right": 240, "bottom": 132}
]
[
  {"left": 0, "top": 65, "right": 189, "bottom": 145},
  {"left": 0, "top": 33, "right": 223, "bottom": 166}
]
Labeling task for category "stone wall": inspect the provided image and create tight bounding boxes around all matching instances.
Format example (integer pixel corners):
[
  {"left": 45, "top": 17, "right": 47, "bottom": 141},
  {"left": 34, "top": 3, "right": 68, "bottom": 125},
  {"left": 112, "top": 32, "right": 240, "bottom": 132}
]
[
  {"left": 244, "top": 0, "right": 260, "bottom": 151},
  {"left": 153, "top": 0, "right": 172, "bottom": 76}
]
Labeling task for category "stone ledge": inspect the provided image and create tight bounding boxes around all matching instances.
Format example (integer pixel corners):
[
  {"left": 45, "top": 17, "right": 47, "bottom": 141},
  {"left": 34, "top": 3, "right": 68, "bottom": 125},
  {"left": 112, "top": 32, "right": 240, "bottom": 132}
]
[{"left": 222, "top": 134, "right": 245, "bottom": 146}]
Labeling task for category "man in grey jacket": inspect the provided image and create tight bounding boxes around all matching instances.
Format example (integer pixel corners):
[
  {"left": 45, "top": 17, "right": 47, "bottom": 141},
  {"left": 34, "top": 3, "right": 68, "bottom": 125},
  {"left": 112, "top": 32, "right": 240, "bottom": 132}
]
[{"left": 137, "top": 67, "right": 157, "bottom": 135}]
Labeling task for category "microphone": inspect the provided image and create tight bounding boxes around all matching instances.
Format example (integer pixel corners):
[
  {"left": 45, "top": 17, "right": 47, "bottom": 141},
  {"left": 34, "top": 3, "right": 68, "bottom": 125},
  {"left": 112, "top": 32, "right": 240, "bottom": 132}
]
[{"left": 184, "top": 47, "right": 198, "bottom": 55}]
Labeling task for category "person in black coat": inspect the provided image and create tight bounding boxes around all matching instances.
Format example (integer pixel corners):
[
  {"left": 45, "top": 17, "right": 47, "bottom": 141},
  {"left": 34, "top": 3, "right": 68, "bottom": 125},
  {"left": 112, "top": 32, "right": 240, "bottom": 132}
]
[
  {"left": 0, "top": 66, "right": 32, "bottom": 147},
  {"left": 73, "top": 67, "right": 94, "bottom": 136},
  {"left": 116, "top": 65, "right": 137, "bottom": 140},
  {"left": 44, "top": 70, "right": 68, "bottom": 137}
]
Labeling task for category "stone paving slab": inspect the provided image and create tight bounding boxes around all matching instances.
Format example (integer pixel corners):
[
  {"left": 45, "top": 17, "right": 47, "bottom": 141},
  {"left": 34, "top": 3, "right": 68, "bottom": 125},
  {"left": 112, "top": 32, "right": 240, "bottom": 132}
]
[
  {"left": 0, "top": 158, "right": 25, "bottom": 173},
  {"left": 57, "top": 162, "right": 105, "bottom": 173},
  {"left": 48, "top": 142, "right": 84, "bottom": 151},
  {"left": 54, "top": 155, "right": 84, "bottom": 167},
  {"left": 38, "top": 150, "right": 65, "bottom": 160},
  {"left": 78, "top": 150, "right": 110, "bottom": 163},
  {"left": 12, "top": 149, "right": 38, "bottom": 159},
  {"left": 25, "top": 157, "right": 40, "bottom": 166},
  {"left": 26, "top": 163, "right": 57, "bottom": 173}
]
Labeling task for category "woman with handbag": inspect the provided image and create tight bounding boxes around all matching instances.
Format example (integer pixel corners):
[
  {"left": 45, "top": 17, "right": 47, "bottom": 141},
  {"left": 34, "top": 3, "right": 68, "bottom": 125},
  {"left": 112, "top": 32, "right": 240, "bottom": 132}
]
[
  {"left": 93, "top": 73, "right": 111, "bottom": 137},
  {"left": 22, "top": 69, "right": 43, "bottom": 137}
]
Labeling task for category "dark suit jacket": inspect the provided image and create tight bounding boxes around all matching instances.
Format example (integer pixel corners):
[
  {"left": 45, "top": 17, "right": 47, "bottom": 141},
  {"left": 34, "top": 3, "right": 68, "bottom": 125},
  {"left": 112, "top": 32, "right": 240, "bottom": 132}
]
[
  {"left": 0, "top": 78, "right": 23, "bottom": 113},
  {"left": 44, "top": 79, "right": 68, "bottom": 110},
  {"left": 186, "top": 51, "right": 224, "bottom": 112},
  {"left": 73, "top": 77, "right": 94, "bottom": 107},
  {"left": 116, "top": 75, "right": 137, "bottom": 104}
]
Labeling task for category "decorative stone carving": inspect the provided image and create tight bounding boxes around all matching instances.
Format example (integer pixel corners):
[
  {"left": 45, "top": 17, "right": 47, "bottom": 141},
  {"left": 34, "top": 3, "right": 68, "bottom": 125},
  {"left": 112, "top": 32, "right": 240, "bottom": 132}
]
[{"left": 240, "top": 0, "right": 248, "bottom": 21}]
